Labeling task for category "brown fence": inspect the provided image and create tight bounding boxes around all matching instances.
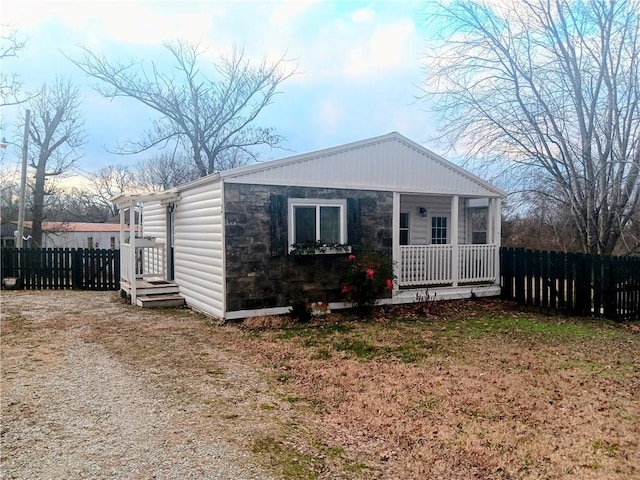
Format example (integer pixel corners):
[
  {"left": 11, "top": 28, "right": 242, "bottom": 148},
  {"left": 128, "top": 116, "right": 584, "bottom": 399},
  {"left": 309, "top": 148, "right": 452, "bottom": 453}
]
[
  {"left": 500, "top": 247, "right": 640, "bottom": 321},
  {"left": 1, "top": 248, "right": 120, "bottom": 291}
]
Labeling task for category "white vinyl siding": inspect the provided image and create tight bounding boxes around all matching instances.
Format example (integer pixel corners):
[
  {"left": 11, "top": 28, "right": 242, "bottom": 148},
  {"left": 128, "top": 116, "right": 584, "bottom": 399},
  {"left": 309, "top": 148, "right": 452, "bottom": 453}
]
[
  {"left": 142, "top": 201, "right": 167, "bottom": 243},
  {"left": 172, "top": 180, "right": 225, "bottom": 319},
  {"left": 398, "top": 195, "right": 466, "bottom": 245}
]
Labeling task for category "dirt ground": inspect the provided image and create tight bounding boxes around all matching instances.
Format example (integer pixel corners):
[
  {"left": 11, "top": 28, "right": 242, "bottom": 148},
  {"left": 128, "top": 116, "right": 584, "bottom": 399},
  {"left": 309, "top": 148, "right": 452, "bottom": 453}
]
[{"left": 1, "top": 290, "right": 639, "bottom": 479}]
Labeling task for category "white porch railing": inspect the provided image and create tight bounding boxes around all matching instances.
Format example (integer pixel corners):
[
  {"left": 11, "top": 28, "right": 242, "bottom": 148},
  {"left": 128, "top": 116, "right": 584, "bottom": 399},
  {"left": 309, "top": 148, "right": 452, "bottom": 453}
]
[
  {"left": 120, "top": 243, "right": 166, "bottom": 283},
  {"left": 399, "top": 244, "right": 453, "bottom": 286},
  {"left": 142, "top": 243, "right": 166, "bottom": 278},
  {"left": 398, "top": 244, "right": 498, "bottom": 287},
  {"left": 458, "top": 244, "right": 497, "bottom": 283},
  {"left": 121, "top": 243, "right": 132, "bottom": 283}
]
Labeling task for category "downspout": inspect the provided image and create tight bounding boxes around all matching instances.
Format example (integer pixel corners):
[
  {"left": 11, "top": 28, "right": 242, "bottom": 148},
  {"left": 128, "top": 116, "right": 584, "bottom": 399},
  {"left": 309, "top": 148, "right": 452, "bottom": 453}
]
[{"left": 166, "top": 203, "right": 175, "bottom": 281}]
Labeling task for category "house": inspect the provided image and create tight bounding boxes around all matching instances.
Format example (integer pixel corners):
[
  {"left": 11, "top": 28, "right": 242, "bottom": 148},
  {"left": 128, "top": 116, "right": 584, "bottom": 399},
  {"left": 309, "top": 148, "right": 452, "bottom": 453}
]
[
  {"left": 112, "top": 132, "right": 506, "bottom": 319},
  {"left": 0, "top": 218, "right": 17, "bottom": 247},
  {"left": 17, "top": 222, "right": 125, "bottom": 249}
]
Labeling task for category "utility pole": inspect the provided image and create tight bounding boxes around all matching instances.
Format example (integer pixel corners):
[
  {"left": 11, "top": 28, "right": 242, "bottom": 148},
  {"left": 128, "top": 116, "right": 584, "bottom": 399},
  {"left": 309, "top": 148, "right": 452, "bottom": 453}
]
[{"left": 16, "top": 109, "right": 30, "bottom": 248}]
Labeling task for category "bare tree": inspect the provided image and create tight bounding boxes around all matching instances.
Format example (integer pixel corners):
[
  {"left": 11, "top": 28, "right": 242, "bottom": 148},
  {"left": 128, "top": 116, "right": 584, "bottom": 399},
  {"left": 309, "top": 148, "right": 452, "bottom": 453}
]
[
  {"left": 422, "top": 0, "right": 640, "bottom": 255},
  {"left": 0, "top": 28, "right": 28, "bottom": 108},
  {"left": 0, "top": 169, "right": 20, "bottom": 224},
  {"left": 87, "top": 164, "right": 138, "bottom": 217},
  {"left": 25, "top": 77, "right": 85, "bottom": 247},
  {"left": 70, "top": 40, "right": 296, "bottom": 177},
  {"left": 55, "top": 187, "right": 117, "bottom": 223},
  {"left": 136, "top": 152, "right": 199, "bottom": 192}
]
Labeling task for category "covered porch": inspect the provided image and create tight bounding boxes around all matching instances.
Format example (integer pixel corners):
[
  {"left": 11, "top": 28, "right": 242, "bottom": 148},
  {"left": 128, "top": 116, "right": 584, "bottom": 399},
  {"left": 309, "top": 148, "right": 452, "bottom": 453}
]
[
  {"left": 111, "top": 190, "right": 184, "bottom": 308},
  {"left": 392, "top": 193, "right": 502, "bottom": 298}
]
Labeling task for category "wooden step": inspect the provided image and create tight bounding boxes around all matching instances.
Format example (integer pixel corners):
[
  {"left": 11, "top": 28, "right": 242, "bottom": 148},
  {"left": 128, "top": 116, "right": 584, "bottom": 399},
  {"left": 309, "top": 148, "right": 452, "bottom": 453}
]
[
  {"left": 121, "top": 280, "right": 180, "bottom": 296},
  {"left": 136, "top": 293, "right": 186, "bottom": 309}
]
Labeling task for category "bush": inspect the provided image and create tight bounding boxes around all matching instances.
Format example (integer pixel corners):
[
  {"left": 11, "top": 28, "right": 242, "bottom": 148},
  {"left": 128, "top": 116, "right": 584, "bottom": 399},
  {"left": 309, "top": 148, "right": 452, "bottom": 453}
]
[{"left": 341, "top": 250, "right": 395, "bottom": 312}]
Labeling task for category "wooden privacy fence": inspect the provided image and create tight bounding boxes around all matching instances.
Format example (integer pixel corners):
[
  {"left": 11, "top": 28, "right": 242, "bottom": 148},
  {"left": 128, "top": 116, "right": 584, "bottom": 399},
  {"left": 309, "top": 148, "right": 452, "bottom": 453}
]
[
  {"left": 1, "top": 248, "right": 120, "bottom": 291},
  {"left": 501, "top": 247, "right": 640, "bottom": 321}
]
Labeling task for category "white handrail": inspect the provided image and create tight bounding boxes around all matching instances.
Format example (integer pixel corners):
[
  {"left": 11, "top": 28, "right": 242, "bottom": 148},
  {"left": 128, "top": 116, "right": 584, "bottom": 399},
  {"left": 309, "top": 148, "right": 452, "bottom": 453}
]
[{"left": 398, "top": 244, "right": 497, "bottom": 287}]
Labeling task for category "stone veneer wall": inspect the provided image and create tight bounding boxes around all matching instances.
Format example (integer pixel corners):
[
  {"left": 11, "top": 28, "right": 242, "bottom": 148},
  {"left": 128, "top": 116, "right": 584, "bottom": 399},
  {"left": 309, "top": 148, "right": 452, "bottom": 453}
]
[{"left": 224, "top": 183, "right": 393, "bottom": 312}]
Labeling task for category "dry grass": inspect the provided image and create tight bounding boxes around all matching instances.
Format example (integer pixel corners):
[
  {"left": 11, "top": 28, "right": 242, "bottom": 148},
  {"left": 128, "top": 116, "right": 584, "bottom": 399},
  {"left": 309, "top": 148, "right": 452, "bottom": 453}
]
[
  {"left": 2, "top": 291, "right": 639, "bottom": 479},
  {"left": 234, "top": 300, "right": 640, "bottom": 479}
]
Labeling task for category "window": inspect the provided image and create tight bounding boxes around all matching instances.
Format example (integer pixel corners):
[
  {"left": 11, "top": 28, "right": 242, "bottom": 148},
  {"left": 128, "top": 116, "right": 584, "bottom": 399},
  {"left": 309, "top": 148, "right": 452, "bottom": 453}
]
[
  {"left": 399, "top": 212, "right": 409, "bottom": 245},
  {"left": 431, "top": 216, "right": 447, "bottom": 244},
  {"left": 470, "top": 208, "right": 488, "bottom": 244},
  {"left": 87, "top": 237, "right": 94, "bottom": 249},
  {"left": 110, "top": 236, "right": 116, "bottom": 250},
  {"left": 289, "top": 199, "right": 347, "bottom": 248}
]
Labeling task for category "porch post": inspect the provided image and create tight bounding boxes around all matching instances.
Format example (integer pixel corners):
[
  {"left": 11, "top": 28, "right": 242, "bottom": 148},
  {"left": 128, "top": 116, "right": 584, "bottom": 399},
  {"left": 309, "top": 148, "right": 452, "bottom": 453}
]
[
  {"left": 493, "top": 198, "right": 502, "bottom": 285},
  {"left": 129, "top": 199, "right": 137, "bottom": 305},
  {"left": 487, "top": 198, "right": 495, "bottom": 245},
  {"left": 118, "top": 205, "right": 126, "bottom": 293},
  {"left": 451, "top": 195, "right": 459, "bottom": 287},
  {"left": 392, "top": 192, "right": 400, "bottom": 292},
  {"left": 119, "top": 206, "right": 125, "bottom": 246}
]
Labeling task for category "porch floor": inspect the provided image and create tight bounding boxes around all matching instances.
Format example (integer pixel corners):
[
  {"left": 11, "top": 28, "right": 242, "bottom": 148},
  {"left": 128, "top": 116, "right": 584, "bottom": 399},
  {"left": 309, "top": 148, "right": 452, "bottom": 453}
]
[{"left": 392, "top": 283, "right": 500, "bottom": 304}]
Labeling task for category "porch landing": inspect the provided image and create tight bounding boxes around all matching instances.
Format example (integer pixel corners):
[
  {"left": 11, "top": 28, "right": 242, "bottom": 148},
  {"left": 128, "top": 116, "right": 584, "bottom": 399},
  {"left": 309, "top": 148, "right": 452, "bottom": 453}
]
[
  {"left": 391, "top": 284, "right": 501, "bottom": 304},
  {"left": 120, "top": 278, "right": 186, "bottom": 308}
]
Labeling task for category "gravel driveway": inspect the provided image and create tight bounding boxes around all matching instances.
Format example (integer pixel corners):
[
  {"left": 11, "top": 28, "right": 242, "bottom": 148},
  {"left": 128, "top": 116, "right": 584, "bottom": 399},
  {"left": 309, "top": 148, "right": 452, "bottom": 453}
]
[{"left": 1, "top": 291, "right": 274, "bottom": 480}]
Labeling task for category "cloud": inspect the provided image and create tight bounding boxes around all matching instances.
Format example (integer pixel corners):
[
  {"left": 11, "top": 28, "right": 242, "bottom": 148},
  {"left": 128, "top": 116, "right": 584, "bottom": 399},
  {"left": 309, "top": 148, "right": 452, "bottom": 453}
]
[
  {"left": 269, "top": 0, "right": 321, "bottom": 27},
  {"left": 1, "top": 0, "right": 431, "bottom": 174},
  {"left": 3, "top": 1, "right": 221, "bottom": 49},
  {"left": 350, "top": 6, "right": 375, "bottom": 23},
  {"left": 343, "top": 18, "right": 419, "bottom": 79}
]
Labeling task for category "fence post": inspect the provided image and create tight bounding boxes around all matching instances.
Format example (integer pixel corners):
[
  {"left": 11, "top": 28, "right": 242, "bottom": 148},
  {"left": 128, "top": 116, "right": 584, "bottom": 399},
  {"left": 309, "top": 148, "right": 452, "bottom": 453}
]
[
  {"left": 556, "top": 251, "right": 566, "bottom": 312},
  {"left": 514, "top": 248, "right": 526, "bottom": 304},
  {"left": 71, "top": 249, "right": 83, "bottom": 289},
  {"left": 114, "top": 249, "right": 121, "bottom": 291},
  {"left": 602, "top": 256, "right": 616, "bottom": 321},
  {"left": 575, "top": 254, "right": 592, "bottom": 316},
  {"left": 565, "top": 252, "right": 575, "bottom": 314},
  {"left": 548, "top": 250, "right": 558, "bottom": 310},
  {"left": 500, "top": 247, "right": 512, "bottom": 299},
  {"left": 593, "top": 255, "right": 603, "bottom": 318}
]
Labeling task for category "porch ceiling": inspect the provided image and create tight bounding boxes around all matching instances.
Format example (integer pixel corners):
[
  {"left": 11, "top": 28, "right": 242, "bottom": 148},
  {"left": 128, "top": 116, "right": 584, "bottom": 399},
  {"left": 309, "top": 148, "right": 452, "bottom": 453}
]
[{"left": 110, "top": 190, "right": 181, "bottom": 209}]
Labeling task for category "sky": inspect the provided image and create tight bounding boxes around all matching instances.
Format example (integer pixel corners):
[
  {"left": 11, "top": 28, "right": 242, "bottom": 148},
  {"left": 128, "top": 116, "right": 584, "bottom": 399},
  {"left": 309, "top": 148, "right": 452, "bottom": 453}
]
[{"left": 0, "top": 0, "right": 441, "bottom": 184}]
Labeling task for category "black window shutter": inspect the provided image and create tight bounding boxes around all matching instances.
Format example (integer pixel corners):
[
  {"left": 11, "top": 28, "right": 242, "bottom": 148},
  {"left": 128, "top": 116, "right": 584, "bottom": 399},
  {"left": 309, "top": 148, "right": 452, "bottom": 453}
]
[
  {"left": 347, "top": 197, "right": 362, "bottom": 245},
  {"left": 270, "top": 194, "right": 288, "bottom": 256}
]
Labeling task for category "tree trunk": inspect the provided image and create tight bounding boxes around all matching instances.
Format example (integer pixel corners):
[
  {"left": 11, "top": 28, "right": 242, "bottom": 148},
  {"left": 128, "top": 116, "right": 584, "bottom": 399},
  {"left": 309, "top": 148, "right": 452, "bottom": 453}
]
[{"left": 30, "top": 151, "right": 48, "bottom": 248}]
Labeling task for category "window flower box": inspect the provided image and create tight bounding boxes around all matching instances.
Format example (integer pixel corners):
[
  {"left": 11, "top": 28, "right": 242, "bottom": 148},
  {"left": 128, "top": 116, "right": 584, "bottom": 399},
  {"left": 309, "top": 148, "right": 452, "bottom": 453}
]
[{"left": 289, "top": 241, "right": 352, "bottom": 256}]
